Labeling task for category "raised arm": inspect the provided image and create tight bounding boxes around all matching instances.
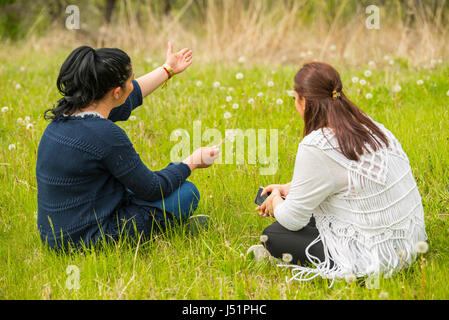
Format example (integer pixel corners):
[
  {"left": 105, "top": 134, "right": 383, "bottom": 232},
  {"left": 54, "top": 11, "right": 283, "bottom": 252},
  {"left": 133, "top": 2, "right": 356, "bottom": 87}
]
[{"left": 136, "top": 42, "right": 193, "bottom": 98}]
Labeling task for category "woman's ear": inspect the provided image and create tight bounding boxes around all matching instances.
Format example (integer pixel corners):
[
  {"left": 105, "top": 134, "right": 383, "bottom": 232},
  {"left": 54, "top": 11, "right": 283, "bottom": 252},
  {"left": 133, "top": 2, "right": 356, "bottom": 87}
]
[{"left": 112, "top": 86, "right": 122, "bottom": 100}]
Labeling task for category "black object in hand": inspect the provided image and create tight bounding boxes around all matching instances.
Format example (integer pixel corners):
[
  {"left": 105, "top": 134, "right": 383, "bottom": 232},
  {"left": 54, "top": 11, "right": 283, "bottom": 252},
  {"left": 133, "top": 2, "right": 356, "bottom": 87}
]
[{"left": 255, "top": 186, "right": 270, "bottom": 206}]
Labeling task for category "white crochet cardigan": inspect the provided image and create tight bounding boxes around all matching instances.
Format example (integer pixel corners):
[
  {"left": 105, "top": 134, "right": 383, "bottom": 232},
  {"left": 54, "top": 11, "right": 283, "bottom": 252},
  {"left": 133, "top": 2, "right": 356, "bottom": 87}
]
[{"left": 275, "top": 120, "right": 427, "bottom": 286}]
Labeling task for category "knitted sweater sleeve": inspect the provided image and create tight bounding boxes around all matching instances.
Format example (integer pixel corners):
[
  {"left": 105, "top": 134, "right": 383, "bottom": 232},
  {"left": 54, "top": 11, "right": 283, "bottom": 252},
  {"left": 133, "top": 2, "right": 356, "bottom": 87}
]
[
  {"left": 101, "top": 123, "right": 192, "bottom": 202},
  {"left": 108, "top": 79, "right": 143, "bottom": 122},
  {"left": 274, "top": 144, "right": 336, "bottom": 231}
]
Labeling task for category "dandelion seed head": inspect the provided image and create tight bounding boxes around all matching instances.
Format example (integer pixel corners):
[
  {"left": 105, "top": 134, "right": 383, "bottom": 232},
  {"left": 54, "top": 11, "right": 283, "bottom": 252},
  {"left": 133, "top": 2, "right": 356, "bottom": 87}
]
[
  {"left": 8, "top": 144, "right": 16, "bottom": 151},
  {"left": 446, "top": 90, "right": 449, "bottom": 97},
  {"left": 329, "top": 44, "right": 337, "bottom": 51},
  {"left": 26, "top": 123, "right": 33, "bottom": 130},
  {"left": 415, "top": 241, "right": 429, "bottom": 254},
  {"left": 366, "top": 93, "right": 373, "bottom": 99},
  {"left": 417, "top": 80, "right": 424, "bottom": 85},
  {"left": 392, "top": 85, "right": 402, "bottom": 93},
  {"left": 223, "top": 111, "right": 232, "bottom": 119},
  {"left": 344, "top": 273, "right": 356, "bottom": 283},
  {"left": 226, "top": 96, "right": 232, "bottom": 102},
  {"left": 238, "top": 56, "right": 246, "bottom": 64},
  {"left": 282, "top": 253, "right": 293, "bottom": 263},
  {"left": 1, "top": 106, "right": 8, "bottom": 113},
  {"left": 145, "top": 57, "right": 152, "bottom": 63},
  {"left": 267, "top": 81, "right": 274, "bottom": 87},
  {"left": 235, "top": 72, "right": 244, "bottom": 80},
  {"left": 248, "top": 98, "right": 255, "bottom": 104},
  {"left": 129, "top": 115, "right": 137, "bottom": 121},
  {"left": 17, "top": 117, "right": 23, "bottom": 124},
  {"left": 286, "top": 90, "right": 295, "bottom": 97},
  {"left": 260, "top": 235, "right": 268, "bottom": 243},
  {"left": 276, "top": 98, "right": 283, "bottom": 105},
  {"left": 389, "top": 59, "right": 394, "bottom": 65},
  {"left": 257, "top": 92, "right": 264, "bottom": 97},
  {"left": 352, "top": 76, "right": 359, "bottom": 84},
  {"left": 227, "top": 87, "right": 234, "bottom": 91},
  {"left": 379, "top": 291, "right": 389, "bottom": 299},
  {"left": 213, "top": 81, "right": 221, "bottom": 88},
  {"left": 24, "top": 116, "right": 31, "bottom": 123},
  {"left": 359, "top": 79, "right": 367, "bottom": 86},
  {"left": 16, "top": 83, "right": 21, "bottom": 89},
  {"left": 364, "top": 70, "right": 372, "bottom": 77},
  {"left": 196, "top": 80, "right": 203, "bottom": 87},
  {"left": 368, "top": 61, "right": 376, "bottom": 68},
  {"left": 20, "top": 66, "right": 26, "bottom": 72},
  {"left": 232, "top": 103, "right": 239, "bottom": 109}
]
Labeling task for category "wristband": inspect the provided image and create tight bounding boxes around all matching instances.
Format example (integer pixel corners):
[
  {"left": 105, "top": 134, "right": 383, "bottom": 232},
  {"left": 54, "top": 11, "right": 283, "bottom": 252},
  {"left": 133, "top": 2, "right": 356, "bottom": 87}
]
[{"left": 162, "top": 63, "right": 174, "bottom": 79}]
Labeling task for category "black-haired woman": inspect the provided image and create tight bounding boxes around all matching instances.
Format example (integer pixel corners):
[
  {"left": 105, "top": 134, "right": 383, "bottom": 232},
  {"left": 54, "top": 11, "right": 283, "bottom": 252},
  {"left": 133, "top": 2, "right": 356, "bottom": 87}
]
[{"left": 36, "top": 42, "right": 219, "bottom": 251}]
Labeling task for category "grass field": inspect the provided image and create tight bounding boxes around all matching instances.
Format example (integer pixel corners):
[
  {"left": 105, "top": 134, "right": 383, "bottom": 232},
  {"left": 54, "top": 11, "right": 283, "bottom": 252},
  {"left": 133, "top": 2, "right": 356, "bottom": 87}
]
[{"left": 0, "top": 47, "right": 448, "bottom": 300}]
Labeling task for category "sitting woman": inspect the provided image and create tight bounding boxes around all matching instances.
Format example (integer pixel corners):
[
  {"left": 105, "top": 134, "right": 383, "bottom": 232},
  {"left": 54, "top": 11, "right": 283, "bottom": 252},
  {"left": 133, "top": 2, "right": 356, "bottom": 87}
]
[
  {"left": 36, "top": 43, "right": 219, "bottom": 251},
  {"left": 253, "top": 62, "right": 427, "bottom": 284}
]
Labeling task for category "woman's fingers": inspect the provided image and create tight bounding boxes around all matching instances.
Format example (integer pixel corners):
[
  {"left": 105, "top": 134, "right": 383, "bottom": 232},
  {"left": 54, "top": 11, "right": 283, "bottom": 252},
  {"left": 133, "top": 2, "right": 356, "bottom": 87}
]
[{"left": 261, "top": 186, "right": 273, "bottom": 196}]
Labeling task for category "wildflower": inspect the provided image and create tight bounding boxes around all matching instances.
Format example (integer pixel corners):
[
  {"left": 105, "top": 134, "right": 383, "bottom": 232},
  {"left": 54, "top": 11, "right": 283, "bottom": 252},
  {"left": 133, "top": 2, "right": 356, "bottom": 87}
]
[
  {"left": 145, "top": 57, "right": 152, "bottom": 63},
  {"left": 329, "top": 44, "right": 337, "bottom": 51},
  {"left": 359, "top": 79, "right": 367, "bottom": 86},
  {"left": 352, "top": 76, "right": 359, "bottom": 84},
  {"left": 276, "top": 98, "right": 283, "bottom": 105},
  {"left": 1, "top": 106, "right": 8, "bottom": 113},
  {"left": 223, "top": 112, "right": 232, "bottom": 119},
  {"left": 286, "top": 90, "right": 295, "bottom": 97},
  {"left": 364, "top": 70, "right": 372, "bottom": 77},
  {"left": 8, "top": 144, "right": 16, "bottom": 151},
  {"left": 257, "top": 92, "right": 264, "bottom": 97},
  {"left": 16, "top": 83, "right": 21, "bottom": 89},
  {"left": 24, "top": 116, "right": 31, "bottom": 123},
  {"left": 267, "top": 81, "right": 274, "bottom": 87},
  {"left": 260, "top": 235, "right": 268, "bottom": 243},
  {"left": 344, "top": 273, "right": 356, "bottom": 283},
  {"left": 220, "top": 105, "right": 226, "bottom": 109},
  {"left": 235, "top": 72, "right": 244, "bottom": 80},
  {"left": 368, "top": 61, "right": 376, "bottom": 68},
  {"left": 196, "top": 80, "right": 203, "bottom": 87},
  {"left": 366, "top": 93, "right": 373, "bottom": 99},
  {"left": 392, "top": 85, "right": 402, "bottom": 93},
  {"left": 415, "top": 241, "right": 429, "bottom": 254},
  {"left": 282, "top": 253, "right": 293, "bottom": 263},
  {"left": 379, "top": 291, "right": 389, "bottom": 299},
  {"left": 26, "top": 123, "right": 33, "bottom": 130},
  {"left": 20, "top": 66, "right": 26, "bottom": 72},
  {"left": 232, "top": 103, "right": 239, "bottom": 109},
  {"left": 389, "top": 59, "right": 394, "bottom": 65},
  {"left": 226, "top": 96, "right": 232, "bottom": 102},
  {"left": 248, "top": 98, "right": 255, "bottom": 104},
  {"left": 129, "top": 115, "right": 136, "bottom": 121},
  {"left": 17, "top": 117, "right": 23, "bottom": 124},
  {"left": 227, "top": 87, "right": 234, "bottom": 91},
  {"left": 213, "top": 81, "right": 220, "bottom": 88},
  {"left": 238, "top": 56, "right": 246, "bottom": 64},
  {"left": 417, "top": 80, "right": 424, "bottom": 86},
  {"left": 446, "top": 90, "right": 449, "bottom": 97}
]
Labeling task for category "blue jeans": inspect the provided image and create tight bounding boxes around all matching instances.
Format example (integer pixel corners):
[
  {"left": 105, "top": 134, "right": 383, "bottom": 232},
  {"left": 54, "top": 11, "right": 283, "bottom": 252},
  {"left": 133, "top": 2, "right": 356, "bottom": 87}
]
[{"left": 97, "top": 181, "right": 201, "bottom": 244}]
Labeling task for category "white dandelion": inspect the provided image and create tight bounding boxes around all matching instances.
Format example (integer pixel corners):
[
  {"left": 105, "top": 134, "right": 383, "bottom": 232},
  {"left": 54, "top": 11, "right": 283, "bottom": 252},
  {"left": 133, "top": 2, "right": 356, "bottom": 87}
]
[
  {"left": 226, "top": 96, "right": 233, "bottom": 102},
  {"left": 352, "top": 76, "right": 359, "bottom": 84},
  {"left": 15, "top": 83, "right": 21, "bottom": 90},
  {"left": 344, "top": 273, "right": 356, "bottom": 283},
  {"left": 213, "top": 81, "right": 220, "bottom": 88},
  {"left": 329, "top": 44, "right": 337, "bottom": 51},
  {"left": 26, "top": 123, "right": 33, "bottom": 130},
  {"left": 220, "top": 105, "right": 226, "bottom": 109},
  {"left": 392, "top": 85, "right": 402, "bottom": 93},
  {"left": 415, "top": 241, "right": 429, "bottom": 254},
  {"left": 238, "top": 56, "right": 246, "bottom": 64},
  {"left": 223, "top": 111, "right": 232, "bottom": 119},
  {"left": 257, "top": 92, "right": 264, "bottom": 97},
  {"left": 282, "top": 253, "right": 293, "bottom": 263},
  {"left": 446, "top": 90, "right": 449, "bottom": 97},
  {"left": 24, "top": 116, "right": 31, "bottom": 123},
  {"left": 248, "top": 98, "right": 255, "bottom": 104},
  {"left": 286, "top": 90, "right": 295, "bottom": 97},
  {"left": 379, "top": 291, "right": 389, "bottom": 299},
  {"left": 129, "top": 115, "right": 136, "bottom": 121},
  {"left": 260, "top": 235, "right": 268, "bottom": 243},
  {"left": 196, "top": 80, "right": 203, "bottom": 87},
  {"left": 235, "top": 72, "right": 244, "bottom": 80},
  {"left": 417, "top": 80, "right": 424, "bottom": 86},
  {"left": 368, "top": 61, "right": 376, "bottom": 68},
  {"left": 1, "top": 106, "right": 8, "bottom": 113},
  {"left": 276, "top": 98, "right": 283, "bottom": 105},
  {"left": 364, "top": 70, "right": 372, "bottom": 77},
  {"left": 8, "top": 144, "right": 16, "bottom": 151},
  {"left": 359, "top": 79, "right": 367, "bottom": 86},
  {"left": 267, "top": 81, "right": 274, "bottom": 87},
  {"left": 366, "top": 93, "right": 373, "bottom": 99},
  {"left": 17, "top": 117, "right": 23, "bottom": 124},
  {"left": 232, "top": 103, "right": 239, "bottom": 109},
  {"left": 20, "top": 66, "right": 26, "bottom": 72},
  {"left": 389, "top": 59, "right": 394, "bottom": 65},
  {"left": 227, "top": 87, "right": 234, "bottom": 91},
  {"left": 145, "top": 57, "right": 152, "bottom": 63}
]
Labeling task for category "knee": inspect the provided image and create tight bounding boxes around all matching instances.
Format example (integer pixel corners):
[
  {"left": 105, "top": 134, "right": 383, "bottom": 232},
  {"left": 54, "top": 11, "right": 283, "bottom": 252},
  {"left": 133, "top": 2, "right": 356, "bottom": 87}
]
[{"left": 179, "top": 181, "right": 200, "bottom": 216}]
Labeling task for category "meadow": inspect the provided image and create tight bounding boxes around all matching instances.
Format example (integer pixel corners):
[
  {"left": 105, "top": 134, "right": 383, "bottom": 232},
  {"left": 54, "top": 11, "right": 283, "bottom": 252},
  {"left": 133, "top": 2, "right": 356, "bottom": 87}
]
[{"left": 0, "top": 45, "right": 448, "bottom": 300}]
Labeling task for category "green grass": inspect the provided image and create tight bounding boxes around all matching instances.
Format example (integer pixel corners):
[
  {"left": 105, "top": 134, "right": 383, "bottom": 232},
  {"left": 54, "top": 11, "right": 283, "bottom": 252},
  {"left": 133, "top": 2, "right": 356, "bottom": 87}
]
[{"left": 0, "top": 47, "right": 448, "bottom": 300}]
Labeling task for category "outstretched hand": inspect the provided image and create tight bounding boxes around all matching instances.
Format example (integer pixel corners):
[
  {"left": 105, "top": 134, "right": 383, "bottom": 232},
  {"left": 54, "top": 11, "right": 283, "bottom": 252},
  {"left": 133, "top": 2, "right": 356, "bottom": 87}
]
[{"left": 165, "top": 41, "right": 193, "bottom": 74}]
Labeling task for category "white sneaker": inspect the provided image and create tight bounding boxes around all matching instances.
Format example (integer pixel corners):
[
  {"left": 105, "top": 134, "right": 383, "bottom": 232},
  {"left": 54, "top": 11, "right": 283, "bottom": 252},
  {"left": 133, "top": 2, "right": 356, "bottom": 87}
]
[{"left": 246, "top": 244, "right": 271, "bottom": 262}]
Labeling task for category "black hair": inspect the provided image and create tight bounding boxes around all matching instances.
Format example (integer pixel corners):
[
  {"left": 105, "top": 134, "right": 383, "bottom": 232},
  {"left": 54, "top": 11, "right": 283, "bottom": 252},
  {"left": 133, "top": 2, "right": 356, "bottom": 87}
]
[{"left": 44, "top": 46, "right": 132, "bottom": 120}]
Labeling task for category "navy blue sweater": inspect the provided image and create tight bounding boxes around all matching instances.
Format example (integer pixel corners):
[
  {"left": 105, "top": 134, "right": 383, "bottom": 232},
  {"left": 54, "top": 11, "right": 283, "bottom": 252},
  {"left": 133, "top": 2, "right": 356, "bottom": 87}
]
[{"left": 36, "top": 80, "right": 191, "bottom": 247}]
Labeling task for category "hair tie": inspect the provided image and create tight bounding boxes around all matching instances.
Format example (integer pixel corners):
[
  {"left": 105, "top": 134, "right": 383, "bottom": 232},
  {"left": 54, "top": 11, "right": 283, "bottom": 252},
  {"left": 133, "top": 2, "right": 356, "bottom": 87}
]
[{"left": 332, "top": 90, "right": 341, "bottom": 99}]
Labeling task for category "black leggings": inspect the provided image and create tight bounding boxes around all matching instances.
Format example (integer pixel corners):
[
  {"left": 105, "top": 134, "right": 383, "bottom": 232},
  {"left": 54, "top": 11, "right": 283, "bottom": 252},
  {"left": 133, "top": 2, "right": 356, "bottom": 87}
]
[{"left": 262, "top": 217, "right": 327, "bottom": 265}]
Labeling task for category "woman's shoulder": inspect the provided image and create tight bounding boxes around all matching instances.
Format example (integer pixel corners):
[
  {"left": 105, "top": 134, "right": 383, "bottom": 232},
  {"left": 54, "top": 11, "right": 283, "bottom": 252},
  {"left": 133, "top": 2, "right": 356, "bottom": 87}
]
[{"left": 300, "top": 127, "right": 338, "bottom": 150}]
